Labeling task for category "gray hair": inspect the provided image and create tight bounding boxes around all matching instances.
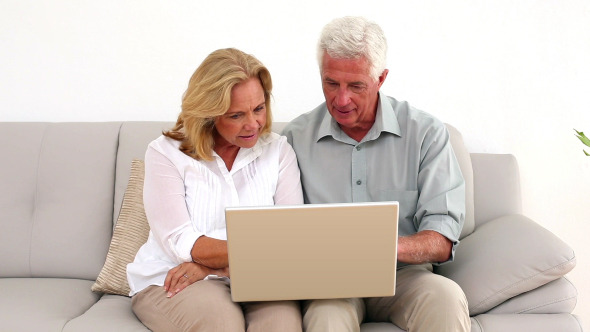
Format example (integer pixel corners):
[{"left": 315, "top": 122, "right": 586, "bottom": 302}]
[{"left": 317, "top": 16, "right": 388, "bottom": 81}]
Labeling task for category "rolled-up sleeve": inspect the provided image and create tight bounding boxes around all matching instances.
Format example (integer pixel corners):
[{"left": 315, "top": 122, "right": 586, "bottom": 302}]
[
  {"left": 414, "top": 123, "right": 466, "bottom": 264},
  {"left": 143, "top": 146, "right": 204, "bottom": 263}
]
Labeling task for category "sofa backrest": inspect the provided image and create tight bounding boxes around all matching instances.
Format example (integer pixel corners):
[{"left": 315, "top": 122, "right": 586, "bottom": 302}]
[
  {"left": 0, "top": 122, "right": 121, "bottom": 280},
  {"left": 471, "top": 153, "right": 522, "bottom": 226},
  {"left": 113, "top": 121, "right": 173, "bottom": 222}
]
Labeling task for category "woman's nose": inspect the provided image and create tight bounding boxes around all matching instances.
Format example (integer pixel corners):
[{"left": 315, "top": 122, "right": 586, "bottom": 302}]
[{"left": 244, "top": 112, "right": 260, "bottom": 130}]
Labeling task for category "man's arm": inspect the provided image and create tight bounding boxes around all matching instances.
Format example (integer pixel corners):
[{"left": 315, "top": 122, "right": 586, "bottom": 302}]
[
  {"left": 397, "top": 230, "right": 453, "bottom": 264},
  {"left": 410, "top": 120, "right": 465, "bottom": 264}
]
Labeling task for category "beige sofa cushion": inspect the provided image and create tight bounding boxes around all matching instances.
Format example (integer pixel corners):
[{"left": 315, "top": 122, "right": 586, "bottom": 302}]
[
  {"left": 0, "top": 122, "right": 120, "bottom": 279},
  {"left": 437, "top": 214, "right": 576, "bottom": 315},
  {"left": 92, "top": 160, "right": 149, "bottom": 296}
]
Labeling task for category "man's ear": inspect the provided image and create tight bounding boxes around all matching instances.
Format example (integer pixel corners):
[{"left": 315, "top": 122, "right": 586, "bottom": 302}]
[{"left": 378, "top": 69, "right": 389, "bottom": 88}]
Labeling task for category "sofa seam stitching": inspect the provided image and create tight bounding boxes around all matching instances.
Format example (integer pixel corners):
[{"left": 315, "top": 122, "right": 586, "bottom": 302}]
[
  {"left": 29, "top": 124, "right": 48, "bottom": 276},
  {"left": 516, "top": 293, "right": 578, "bottom": 314},
  {"left": 472, "top": 257, "right": 576, "bottom": 311}
]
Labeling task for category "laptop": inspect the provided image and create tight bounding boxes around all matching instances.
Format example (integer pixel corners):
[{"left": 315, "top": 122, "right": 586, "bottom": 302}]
[{"left": 225, "top": 201, "right": 399, "bottom": 302}]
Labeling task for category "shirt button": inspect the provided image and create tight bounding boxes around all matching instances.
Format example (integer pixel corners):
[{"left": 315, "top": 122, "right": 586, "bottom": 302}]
[
  {"left": 356, "top": 180, "right": 362, "bottom": 185},
  {"left": 356, "top": 146, "right": 361, "bottom": 151}
]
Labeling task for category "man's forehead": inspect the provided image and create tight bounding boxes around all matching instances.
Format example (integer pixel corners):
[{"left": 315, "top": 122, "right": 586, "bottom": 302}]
[
  {"left": 322, "top": 55, "right": 372, "bottom": 79},
  {"left": 323, "top": 75, "right": 368, "bottom": 86}
]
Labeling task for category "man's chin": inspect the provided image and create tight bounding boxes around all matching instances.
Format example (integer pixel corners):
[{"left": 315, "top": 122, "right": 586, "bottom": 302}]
[{"left": 332, "top": 114, "right": 356, "bottom": 127}]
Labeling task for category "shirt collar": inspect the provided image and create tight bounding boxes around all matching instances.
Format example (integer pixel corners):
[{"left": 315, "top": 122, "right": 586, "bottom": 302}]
[
  {"left": 213, "top": 132, "right": 273, "bottom": 174},
  {"left": 316, "top": 93, "right": 402, "bottom": 143}
]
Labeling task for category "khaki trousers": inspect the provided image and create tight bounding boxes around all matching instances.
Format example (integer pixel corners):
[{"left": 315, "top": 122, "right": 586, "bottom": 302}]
[
  {"left": 132, "top": 279, "right": 302, "bottom": 332},
  {"left": 303, "top": 264, "right": 470, "bottom": 332}
]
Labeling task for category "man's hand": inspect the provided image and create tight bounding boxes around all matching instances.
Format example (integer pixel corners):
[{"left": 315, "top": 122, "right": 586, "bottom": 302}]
[
  {"left": 397, "top": 230, "right": 453, "bottom": 264},
  {"left": 164, "top": 262, "right": 229, "bottom": 298}
]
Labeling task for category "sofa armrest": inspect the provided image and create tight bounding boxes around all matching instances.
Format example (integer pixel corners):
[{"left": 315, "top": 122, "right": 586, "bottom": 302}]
[{"left": 436, "top": 214, "right": 576, "bottom": 315}]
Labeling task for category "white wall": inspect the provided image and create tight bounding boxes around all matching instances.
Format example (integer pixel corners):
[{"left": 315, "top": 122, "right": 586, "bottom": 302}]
[{"left": 2, "top": 0, "right": 589, "bottom": 327}]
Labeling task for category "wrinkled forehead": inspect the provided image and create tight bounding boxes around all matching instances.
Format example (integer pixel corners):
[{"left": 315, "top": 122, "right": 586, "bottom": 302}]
[{"left": 321, "top": 53, "right": 373, "bottom": 79}]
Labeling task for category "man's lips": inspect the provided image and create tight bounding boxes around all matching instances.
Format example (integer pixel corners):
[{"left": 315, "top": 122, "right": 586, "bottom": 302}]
[{"left": 334, "top": 107, "right": 353, "bottom": 114}]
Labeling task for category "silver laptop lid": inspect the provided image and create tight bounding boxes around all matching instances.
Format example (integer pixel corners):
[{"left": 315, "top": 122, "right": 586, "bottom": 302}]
[{"left": 226, "top": 201, "right": 399, "bottom": 302}]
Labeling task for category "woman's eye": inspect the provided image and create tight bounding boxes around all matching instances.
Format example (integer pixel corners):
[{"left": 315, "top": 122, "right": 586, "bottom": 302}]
[
  {"left": 254, "top": 106, "right": 265, "bottom": 112},
  {"left": 229, "top": 114, "right": 240, "bottom": 119}
]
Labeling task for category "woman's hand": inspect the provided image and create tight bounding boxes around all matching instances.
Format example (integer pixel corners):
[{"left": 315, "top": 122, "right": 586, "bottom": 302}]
[{"left": 164, "top": 262, "right": 229, "bottom": 298}]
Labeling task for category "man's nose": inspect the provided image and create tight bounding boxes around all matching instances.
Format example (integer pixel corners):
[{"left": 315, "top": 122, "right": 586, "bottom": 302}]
[{"left": 335, "top": 87, "right": 351, "bottom": 107}]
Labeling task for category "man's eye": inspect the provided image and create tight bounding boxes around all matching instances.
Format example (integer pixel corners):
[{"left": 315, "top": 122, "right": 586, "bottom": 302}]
[{"left": 350, "top": 85, "right": 363, "bottom": 93}]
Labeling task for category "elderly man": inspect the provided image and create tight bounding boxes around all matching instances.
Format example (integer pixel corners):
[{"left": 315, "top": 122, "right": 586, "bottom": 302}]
[{"left": 282, "top": 16, "right": 470, "bottom": 332}]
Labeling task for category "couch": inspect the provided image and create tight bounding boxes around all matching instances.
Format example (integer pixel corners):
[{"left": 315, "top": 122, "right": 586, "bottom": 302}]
[{"left": 0, "top": 121, "right": 582, "bottom": 332}]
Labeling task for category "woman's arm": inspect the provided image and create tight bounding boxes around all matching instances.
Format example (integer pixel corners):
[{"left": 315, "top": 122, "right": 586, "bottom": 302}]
[
  {"left": 190, "top": 236, "right": 228, "bottom": 269},
  {"left": 143, "top": 145, "right": 205, "bottom": 263}
]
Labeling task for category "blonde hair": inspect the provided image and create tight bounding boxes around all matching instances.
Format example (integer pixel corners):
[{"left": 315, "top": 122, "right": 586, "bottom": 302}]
[{"left": 164, "top": 48, "right": 273, "bottom": 160}]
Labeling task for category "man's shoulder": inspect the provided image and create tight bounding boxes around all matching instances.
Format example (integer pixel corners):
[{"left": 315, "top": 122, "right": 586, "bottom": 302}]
[{"left": 385, "top": 95, "right": 445, "bottom": 133}]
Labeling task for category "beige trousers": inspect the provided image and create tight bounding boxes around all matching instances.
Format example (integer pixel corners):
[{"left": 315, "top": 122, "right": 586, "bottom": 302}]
[
  {"left": 303, "top": 264, "right": 470, "bottom": 332},
  {"left": 132, "top": 279, "right": 302, "bottom": 332}
]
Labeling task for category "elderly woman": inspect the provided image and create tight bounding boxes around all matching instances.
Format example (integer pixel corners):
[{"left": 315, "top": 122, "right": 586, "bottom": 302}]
[{"left": 127, "top": 48, "right": 304, "bottom": 332}]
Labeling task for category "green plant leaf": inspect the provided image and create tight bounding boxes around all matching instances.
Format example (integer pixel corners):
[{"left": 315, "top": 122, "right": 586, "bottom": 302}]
[
  {"left": 574, "top": 129, "right": 590, "bottom": 147},
  {"left": 585, "top": 149, "right": 590, "bottom": 156}
]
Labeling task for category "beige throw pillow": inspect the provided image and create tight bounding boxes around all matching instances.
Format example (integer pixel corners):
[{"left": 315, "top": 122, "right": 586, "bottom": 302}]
[{"left": 92, "top": 159, "right": 149, "bottom": 296}]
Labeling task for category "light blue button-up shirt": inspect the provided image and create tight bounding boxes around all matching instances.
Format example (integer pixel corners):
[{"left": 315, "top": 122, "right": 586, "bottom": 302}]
[{"left": 283, "top": 93, "right": 465, "bottom": 264}]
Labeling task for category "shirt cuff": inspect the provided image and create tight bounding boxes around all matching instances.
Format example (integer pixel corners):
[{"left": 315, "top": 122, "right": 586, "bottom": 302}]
[
  {"left": 418, "top": 215, "right": 462, "bottom": 264},
  {"left": 169, "top": 230, "right": 203, "bottom": 263}
]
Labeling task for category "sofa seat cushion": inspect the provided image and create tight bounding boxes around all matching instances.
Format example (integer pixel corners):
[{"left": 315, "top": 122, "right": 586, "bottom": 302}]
[
  {"left": 436, "top": 214, "right": 576, "bottom": 315},
  {"left": 63, "top": 294, "right": 149, "bottom": 332},
  {"left": 486, "top": 276, "right": 578, "bottom": 314},
  {"left": 0, "top": 278, "right": 99, "bottom": 332},
  {"left": 470, "top": 313, "right": 583, "bottom": 332}
]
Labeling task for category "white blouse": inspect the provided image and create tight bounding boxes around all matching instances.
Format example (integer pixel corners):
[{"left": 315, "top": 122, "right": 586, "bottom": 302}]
[{"left": 127, "top": 132, "right": 303, "bottom": 296}]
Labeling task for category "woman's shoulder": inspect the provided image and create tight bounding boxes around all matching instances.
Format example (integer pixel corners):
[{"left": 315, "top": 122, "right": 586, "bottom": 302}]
[
  {"left": 149, "top": 134, "right": 181, "bottom": 151},
  {"left": 147, "top": 135, "right": 189, "bottom": 162}
]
